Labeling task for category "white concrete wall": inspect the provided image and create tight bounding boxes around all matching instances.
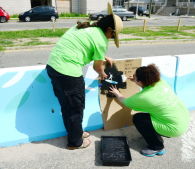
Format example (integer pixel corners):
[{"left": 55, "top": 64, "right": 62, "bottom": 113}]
[
  {"left": 71, "top": 0, "right": 79, "bottom": 13},
  {"left": 0, "top": 0, "right": 57, "bottom": 15},
  {"left": 51, "top": 0, "right": 56, "bottom": 6},
  {"left": 2, "top": 0, "right": 168, "bottom": 15},
  {"left": 71, "top": 0, "right": 113, "bottom": 14},
  {"left": 56, "top": 0, "right": 70, "bottom": 13},
  {"left": 175, "top": 54, "right": 195, "bottom": 110},
  {"left": 142, "top": 56, "right": 177, "bottom": 89},
  {"left": 0, "top": 0, "right": 31, "bottom": 15},
  {"left": 86, "top": 0, "right": 113, "bottom": 14},
  {"left": 80, "top": 0, "right": 87, "bottom": 14}
]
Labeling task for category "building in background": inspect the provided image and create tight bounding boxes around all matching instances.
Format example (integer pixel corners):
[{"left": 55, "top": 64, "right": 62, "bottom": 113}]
[
  {"left": 176, "top": 0, "right": 195, "bottom": 15},
  {"left": 56, "top": 0, "right": 70, "bottom": 13},
  {"left": 71, "top": 0, "right": 113, "bottom": 14},
  {"left": 117, "top": 0, "right": 195, "bottom": 15},
  {"left": 0, "top": 0, "right": 112, "bottom": 15},
  {"left": 1, "top": 0, "right": 194, "bottom": 15},
  {"left": 0, "top": 0, "right": 56, "bottom": 15}
]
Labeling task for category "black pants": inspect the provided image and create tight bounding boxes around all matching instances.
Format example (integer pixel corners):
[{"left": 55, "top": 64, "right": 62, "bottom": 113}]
[
  {"left": 133, "top": 113, "right": 164, "bottom": 150},
  {"left": 46, "top": 65, "right": 85, "bottom": 147}
]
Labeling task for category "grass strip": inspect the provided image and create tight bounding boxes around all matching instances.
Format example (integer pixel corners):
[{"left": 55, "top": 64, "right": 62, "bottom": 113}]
[
  {"left": 21, "top": 41, "right": 52, "bottom": 46},
  {"left": 59, "top": 13, "right": 88, "bottom": 17},
  {"left": 0, "top": 26, "right": 195, "bottom": 40},
  {"left": 0, "top": 28, "right": 68, "bottom": 39},
  {"left": 0, "top": 26, "right": 195, "bottom": 50}
]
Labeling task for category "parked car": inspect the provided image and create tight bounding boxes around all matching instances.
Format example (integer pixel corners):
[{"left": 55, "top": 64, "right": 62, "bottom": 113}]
[
  {"left": 0, "top": 7, "right": 10, "bottom": 23},
  {"left": 19, "top": 6, "right": 58, "bottom": 22},
  {"left": 89, "top": 7, "right": 134, "bottom": 21},
  {"left": 128, "top": 6, "right": 149, "bottom": 16},
  {"left": 113, "top": 6, "right": 123, "bottom": 9}
]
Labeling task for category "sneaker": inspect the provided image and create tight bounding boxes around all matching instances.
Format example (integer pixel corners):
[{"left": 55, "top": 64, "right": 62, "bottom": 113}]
[
  {"left": 67, "top": 138, "right": 91, "bottom": 150},
  {"left": 141, "top": 148, "right": 166, "bottom": 157}
]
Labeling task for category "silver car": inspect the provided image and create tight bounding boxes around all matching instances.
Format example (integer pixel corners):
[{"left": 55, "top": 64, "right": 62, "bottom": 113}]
[{"left": 89, "top": 7, "right": 135, "bottom": 21}]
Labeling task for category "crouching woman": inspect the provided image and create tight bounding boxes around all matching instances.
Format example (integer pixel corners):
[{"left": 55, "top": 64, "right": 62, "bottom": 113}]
[{"left": 109, "top": 64, "right": 190, "bottom": 157}]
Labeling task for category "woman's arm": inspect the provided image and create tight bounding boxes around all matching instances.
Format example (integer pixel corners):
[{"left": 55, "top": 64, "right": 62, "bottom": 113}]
[
  {"left": 93, "top": 60, "right": 107, "bottom": 80},
  {"left": 105, "top": 56, "right": 113, "bottom": 66},
  {"left": 109, "top": 85, "right": 126, "bottom": 103}
]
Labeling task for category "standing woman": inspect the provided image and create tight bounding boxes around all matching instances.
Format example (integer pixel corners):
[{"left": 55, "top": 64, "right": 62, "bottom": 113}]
[
  {"left": 109, "top": 64, "right": 190, "bottom": 157},
  {"left": 46, "top": 3, "right": 123, "bottom": 149}
]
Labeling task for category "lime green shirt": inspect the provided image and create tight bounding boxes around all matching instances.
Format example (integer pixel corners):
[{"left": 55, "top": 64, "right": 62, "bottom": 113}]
[
  {"left": 123, "top": 80, "right": 190, "bottom": 137},
  {"left": 47, "top": 26, "right": 108, "bottom": 77}
]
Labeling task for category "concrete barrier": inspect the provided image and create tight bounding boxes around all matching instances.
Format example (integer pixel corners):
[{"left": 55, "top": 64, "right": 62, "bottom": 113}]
[
  {"left": 175, "top": 54, "right": 195, "bottom": 110},
  {"left": 142, "top": 55, "right": 177, "bottom": 90},
  {"left": 0, "top": 54, "right": 194, "bottom": 147},
  {"left": 0, "top": 65, "right": 103, "bottom": 147}
]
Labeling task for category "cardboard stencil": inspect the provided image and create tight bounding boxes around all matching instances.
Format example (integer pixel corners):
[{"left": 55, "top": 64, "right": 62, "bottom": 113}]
[{"left": 100, "top": 58, "right": 142, "bottom": 130}]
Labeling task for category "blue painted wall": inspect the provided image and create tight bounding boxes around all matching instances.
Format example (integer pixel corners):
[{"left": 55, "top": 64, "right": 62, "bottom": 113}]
[
  {"left": 1, "top": 54, "right": 195, "bottom": 147},
  {"left": 0, "top": 68, "right": 103, "bottom": 147}
]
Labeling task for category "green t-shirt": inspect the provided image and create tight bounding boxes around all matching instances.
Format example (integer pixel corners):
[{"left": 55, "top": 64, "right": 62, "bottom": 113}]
[
  {"left": 47, "top": 26, "right": 108, "bottom": 77},
  {"left": 123, "top": 80, "right": 190, "bottom": 137}
]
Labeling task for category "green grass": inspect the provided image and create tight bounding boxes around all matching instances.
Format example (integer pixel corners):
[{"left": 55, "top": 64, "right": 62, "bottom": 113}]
[
  {"left": 170, "top": 36, "right": 187, "bottom": 39},
  {"left": 22, "top": 40, "right": 52, "bottom": 46},
  {"left": 0, "top": 28, "right": 68, "bottom": 39},
  {"left": 122, "top": 27, "right": 176, "bottom": 37},
  {"left": 0, "top": 40, "right": 14, "bottom": 46},
  {"left": 0, "top": 46, "right": 5, "bottom": 51},
  {"left": 121, "top": 38, "right": 143, "bottom": 41},
  {"left": 59, "top": 13, "right": 88, "bottom": 17},
  {"left": 122, "top": 26, "right": 195, "bottom": 38},
  {"left": 177, "top": 31, "right": 195, "bottom": 37},
  {"left": 1, "top": 26, "right": 194, "bottom": 40},
  {"left": 160, "top": 26, "right": 195, "bottom": 31},
  {"left": 122, "top": 27, "right": 143, "bottom": 34},
  {"left": 10, "top": 14, "right": 19, "bottom": 18},
  {"left": 0, "top": 26, "right": 195, "bottom": 49}
]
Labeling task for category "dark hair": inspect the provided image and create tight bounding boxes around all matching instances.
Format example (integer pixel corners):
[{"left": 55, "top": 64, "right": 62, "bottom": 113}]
[
  {"left": 76, "top": 15, "right": 115, "bottom": 33},
  {"left": 135, "top": 64, "right": 160, "bottom": 87}
]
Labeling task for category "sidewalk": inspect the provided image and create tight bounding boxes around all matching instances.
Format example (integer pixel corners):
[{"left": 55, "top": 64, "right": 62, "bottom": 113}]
[{"left": 0, "top": 111, "right": 194, "bottom": 169}]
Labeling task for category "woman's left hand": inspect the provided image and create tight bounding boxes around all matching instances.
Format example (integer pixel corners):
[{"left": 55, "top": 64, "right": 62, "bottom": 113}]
[{"left": 109, "top": 85, "right": 121, "bottom": 97}]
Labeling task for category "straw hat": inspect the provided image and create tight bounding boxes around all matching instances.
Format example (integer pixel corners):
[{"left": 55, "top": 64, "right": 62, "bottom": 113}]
[{"left": 107, "top": 2, "right": 123, "bottom": 48}]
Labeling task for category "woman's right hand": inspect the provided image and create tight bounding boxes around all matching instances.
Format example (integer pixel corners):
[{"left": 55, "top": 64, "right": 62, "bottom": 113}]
[
  {"left": 99, "top": 72, "right": 108, "bottom": 80},
  {"left": 93, "top": 60, "right": 108, "bottom": 80},
  {"left": 128, "top": 75, "right": 135, "bottom": 82}
]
